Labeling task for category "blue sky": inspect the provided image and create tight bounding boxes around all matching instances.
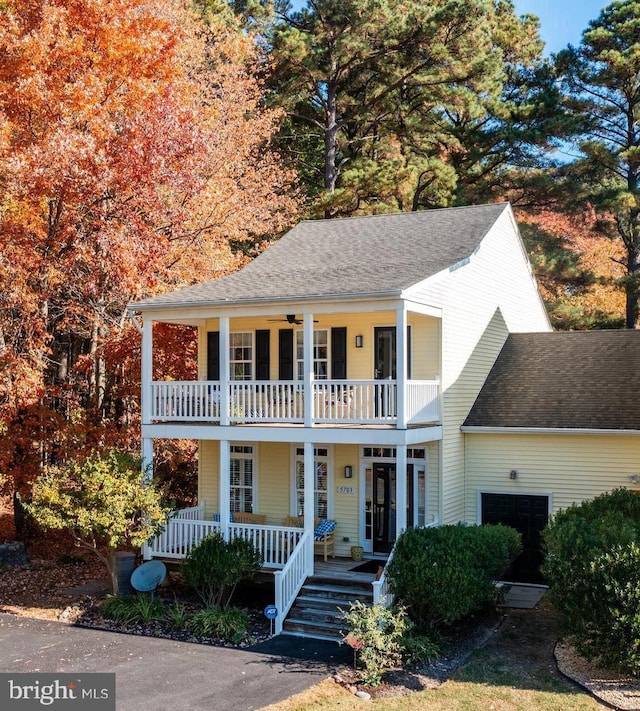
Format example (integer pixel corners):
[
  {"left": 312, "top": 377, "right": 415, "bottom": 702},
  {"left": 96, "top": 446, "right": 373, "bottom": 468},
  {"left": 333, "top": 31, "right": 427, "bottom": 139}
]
[{"left": 511, "top": 1, "right": 609, "bottom": 53}]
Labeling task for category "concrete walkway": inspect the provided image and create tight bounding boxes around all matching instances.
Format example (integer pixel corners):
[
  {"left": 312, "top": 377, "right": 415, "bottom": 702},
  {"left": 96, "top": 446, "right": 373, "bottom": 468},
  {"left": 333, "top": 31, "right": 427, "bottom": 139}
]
[{"left": 0, "top": 613, "right": 349, "bottom": 711}]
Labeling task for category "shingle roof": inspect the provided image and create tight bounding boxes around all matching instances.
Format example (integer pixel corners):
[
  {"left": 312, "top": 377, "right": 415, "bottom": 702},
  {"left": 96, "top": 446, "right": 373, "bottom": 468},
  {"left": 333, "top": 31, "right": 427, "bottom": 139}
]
[
  {"left": 463, "top": 331, "right": 640, "bottom": 431},
  {"left": 133, "top": 203, "right": 509, "bottom": 309}
]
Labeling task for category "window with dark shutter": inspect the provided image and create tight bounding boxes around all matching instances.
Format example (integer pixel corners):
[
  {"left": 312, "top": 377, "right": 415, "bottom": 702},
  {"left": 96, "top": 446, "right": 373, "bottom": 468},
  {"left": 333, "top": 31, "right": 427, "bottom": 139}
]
[
  {"left": 207, "top": 331, "right": 220, "bottom": 380},
  {"left": 255, "top": 330, "right": 270, "bottom": 380},
  {"left": 331, "top": 326, "right": 347, "bottom": 379},
  {"left": 278, "top": 329, "right": 294, "bottom": 380}
]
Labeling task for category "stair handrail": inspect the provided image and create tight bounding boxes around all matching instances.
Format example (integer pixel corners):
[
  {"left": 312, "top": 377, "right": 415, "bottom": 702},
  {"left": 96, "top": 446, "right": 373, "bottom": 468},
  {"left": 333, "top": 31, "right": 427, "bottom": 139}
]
[
  {"left": 372, "top": 516, "right": 440, "bottom": 607},
  {"left": 273, "top": 529, "right": 312, "bottom": 635}
]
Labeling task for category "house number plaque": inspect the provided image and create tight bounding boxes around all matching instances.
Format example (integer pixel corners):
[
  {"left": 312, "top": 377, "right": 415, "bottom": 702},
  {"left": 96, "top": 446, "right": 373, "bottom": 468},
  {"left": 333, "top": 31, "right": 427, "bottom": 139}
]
[{"left": 337, "top": 486, "right": 355, "bottom": 494}]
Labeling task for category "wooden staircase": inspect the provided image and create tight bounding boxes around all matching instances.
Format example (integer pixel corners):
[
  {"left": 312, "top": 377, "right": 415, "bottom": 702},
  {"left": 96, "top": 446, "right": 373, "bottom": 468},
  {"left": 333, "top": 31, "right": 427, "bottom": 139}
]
[{"left": 282, "top": 574, "right": 374, "bottom": 641}]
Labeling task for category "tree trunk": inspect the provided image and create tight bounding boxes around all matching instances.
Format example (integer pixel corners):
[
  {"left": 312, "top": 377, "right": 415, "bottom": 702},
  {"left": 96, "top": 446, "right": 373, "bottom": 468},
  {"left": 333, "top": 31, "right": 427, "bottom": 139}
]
[
  {"left": 625, "top": 244, "right": 639, "bottom": 329},
  {"left": 324, "top": 83, "right": 339, "bottom": 218}
]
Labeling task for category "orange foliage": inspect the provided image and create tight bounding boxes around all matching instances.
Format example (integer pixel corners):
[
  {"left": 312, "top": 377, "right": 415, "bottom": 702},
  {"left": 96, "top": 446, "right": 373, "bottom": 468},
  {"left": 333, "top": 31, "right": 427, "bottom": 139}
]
[
  {"left": 0, "top": 0, "right": 297, "bottom": 496},
  {"left": 518, "top": 209, "right": 625, "bottom": 326}
]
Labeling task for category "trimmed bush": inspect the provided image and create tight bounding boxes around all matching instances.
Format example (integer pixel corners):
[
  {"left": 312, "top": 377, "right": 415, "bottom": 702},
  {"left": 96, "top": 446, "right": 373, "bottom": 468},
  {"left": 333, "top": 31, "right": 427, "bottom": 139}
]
[
  {"left": 542, "top": 488, "right": 640, "bottom": 674},
  {"left": 386, "top": 524, "right": 521, "bottom": 629},
  {"left": 181, "top": 532, "right": 262, "bottom": 609}
]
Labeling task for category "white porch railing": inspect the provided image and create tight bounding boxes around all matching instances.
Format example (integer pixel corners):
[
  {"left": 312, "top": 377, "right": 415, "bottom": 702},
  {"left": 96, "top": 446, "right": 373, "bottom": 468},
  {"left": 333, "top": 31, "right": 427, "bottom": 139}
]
[
  {"left": 372, "top": 517, "right": 440, "bottom": 607},
  {"left": 151, "top": 379, "right": 440, "bottom": 426},
  {"left": 229, "top": 382, "right": 304, "bottom": 423},
  {"left": 274, "top": 530, "right": 313, "bottom": 635},
  {"left": 406, "top": 380, "right": 440, "bottom": 424},
  {"left": 152, "top": 382, "right": 220, "bottom": 421},
  {"left": 147, "top": 511, "right": 303, "bottom": 570},
  {"left": 313, "top": 380, "right": 397, "bottom": 423},
  {"left": 147, "top": 516, "right": 220, "bottom": 559}
]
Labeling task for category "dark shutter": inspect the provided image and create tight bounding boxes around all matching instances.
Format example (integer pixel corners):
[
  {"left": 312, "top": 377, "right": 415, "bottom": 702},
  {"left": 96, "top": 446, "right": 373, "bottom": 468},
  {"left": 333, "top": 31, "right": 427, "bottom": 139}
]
[
  {"left": 207, "top": 331, "right": 220, "bottom": 380},
  {"left": 407, "top": 325, "right": 412, "bottom": 380},
  {"left": 331, "top": 326, "right": 347, "bottom": 379},
  {"left": 255, "top": 329, "right": 270, "bottom": 380},
  {"left": 278, "top": 329, "right": 294, "bottom": 380}
]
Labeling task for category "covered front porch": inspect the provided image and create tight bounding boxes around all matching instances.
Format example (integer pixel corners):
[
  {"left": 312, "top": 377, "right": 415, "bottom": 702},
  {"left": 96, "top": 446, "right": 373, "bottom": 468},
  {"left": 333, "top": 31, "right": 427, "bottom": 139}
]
[{"left": 145, "top": 503, "right": 397, "bottom": 635}]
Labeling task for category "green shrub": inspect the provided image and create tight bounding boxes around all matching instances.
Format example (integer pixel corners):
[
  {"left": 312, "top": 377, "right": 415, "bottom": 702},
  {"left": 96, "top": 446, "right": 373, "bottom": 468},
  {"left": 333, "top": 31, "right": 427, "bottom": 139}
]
[
  {"left": 400, "top": 631, "right": 442, "bottom": 666},
  {"left": 181, "top": 532, "right": 263, "bottom": 609},
  {"left": 189, "top": 606, "right": 250, "bottom": 642},
  {"left": 341, "top": 601, "right": 410, "bottom": 686},
  {"left": 164, "top": 601, "right": 191, "bottom": 631},
  {"left": 386, "top": 524, "right": 521, "bottom": 629},
  {"left": 101, "top": 593, "right": 164, "bottom": 624},
  {"left": 542, "top": 488, "right": 640, "bottom": 674}
]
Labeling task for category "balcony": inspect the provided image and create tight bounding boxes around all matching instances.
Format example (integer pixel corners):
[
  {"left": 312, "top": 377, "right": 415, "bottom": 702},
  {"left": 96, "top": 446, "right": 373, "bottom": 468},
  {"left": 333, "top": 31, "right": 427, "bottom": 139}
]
[{"left": 150, "top": 379, "right": 440, "bottom": 426}]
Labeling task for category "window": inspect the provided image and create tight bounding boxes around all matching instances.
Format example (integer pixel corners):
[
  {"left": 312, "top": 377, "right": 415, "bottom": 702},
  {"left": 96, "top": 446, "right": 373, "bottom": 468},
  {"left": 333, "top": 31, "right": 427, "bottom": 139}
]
[
  {"left": 295, "top": 329, "right": 329, "bottom": 380},
  {"left": 229, "top": 332, "right": 253, "bottom": 381},
  {"left": 230, "top": 444, "right": 256, "bottom": 513},
  {"left": 294, "top": 447, "right": 330, "bottom": 518}
]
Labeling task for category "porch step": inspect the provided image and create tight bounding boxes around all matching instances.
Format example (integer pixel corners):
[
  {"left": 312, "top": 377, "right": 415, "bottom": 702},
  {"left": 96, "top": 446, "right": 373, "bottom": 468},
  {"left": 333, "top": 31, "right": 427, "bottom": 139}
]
[{"left": 282, "top": 575, "right": 374, "bottom": 642}]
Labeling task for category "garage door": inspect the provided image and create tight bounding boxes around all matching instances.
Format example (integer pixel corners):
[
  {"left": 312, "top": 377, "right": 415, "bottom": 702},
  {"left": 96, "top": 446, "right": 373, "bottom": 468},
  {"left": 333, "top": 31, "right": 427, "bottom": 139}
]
[{"left": 481, "top": 493, "right": 549, "bottom": 584}]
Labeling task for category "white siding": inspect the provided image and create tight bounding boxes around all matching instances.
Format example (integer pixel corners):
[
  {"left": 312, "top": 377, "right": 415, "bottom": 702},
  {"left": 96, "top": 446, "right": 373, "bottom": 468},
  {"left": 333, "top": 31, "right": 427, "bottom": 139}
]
[
  {"left": 465, "top": 433, "right": 640, "bottom": 520},
  {"left": 407, "top": 207, "right": 551, "bottom": 524}
]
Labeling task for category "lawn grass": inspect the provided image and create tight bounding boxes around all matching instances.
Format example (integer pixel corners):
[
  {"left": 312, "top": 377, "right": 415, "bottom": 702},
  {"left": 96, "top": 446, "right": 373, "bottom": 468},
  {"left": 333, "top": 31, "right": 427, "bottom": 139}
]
[{"left": 263, "top": 599, "right": 606, "bottom": 711}]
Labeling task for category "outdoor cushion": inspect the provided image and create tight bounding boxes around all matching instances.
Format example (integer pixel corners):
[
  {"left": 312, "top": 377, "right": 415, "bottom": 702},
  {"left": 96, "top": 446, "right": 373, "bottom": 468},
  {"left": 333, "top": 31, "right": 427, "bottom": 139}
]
[
  {"left": 212, "top": 512, "right": 234, "bottom": 522},
  {"left": 313, "top": 519, "right": 336, "bottom": 541}
]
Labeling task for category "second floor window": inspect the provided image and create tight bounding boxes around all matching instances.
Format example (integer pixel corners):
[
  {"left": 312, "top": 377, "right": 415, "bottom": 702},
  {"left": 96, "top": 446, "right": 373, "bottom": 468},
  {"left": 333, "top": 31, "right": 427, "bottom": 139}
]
[
  {"left": 230, "top": 332, "right": 252, "bottom": 380},
  {"left": 295, "top": 329, "right": 329, "bottom": 380}
]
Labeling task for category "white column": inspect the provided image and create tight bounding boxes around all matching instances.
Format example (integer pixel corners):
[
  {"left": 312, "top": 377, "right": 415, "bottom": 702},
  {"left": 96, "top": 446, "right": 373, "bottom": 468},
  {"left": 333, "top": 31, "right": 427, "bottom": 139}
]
[
  {"left": 219, "top": 316, "right": 230, "bottom": 426},
  {"left": 303, "top": 313, "right": 314, "bottom": 427},
  {"left": 395, "top": 444, "right": 407, "bottom": 538},
  {"left": 141, "top": 438, "right": 153, "bottom": 485},
  {"left": 304, "top": 441, "right": 315, "bottom": 571},
  {"left": 396, "top": 306, "right": 408, "bottom": 429},
  {"left": 141, "top": 316, "right": 153, "bottom": 425},
  {"left": 219, "top": 439, "right": 230, "bottom": 541}
]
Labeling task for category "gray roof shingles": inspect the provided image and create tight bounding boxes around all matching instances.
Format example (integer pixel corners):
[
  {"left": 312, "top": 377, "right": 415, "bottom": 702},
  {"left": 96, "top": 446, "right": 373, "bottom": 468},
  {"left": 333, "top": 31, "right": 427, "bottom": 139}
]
[
  {"left": 134, "top": 203, "right": 509, "bottom": 308},
  {"left": 464, "top": 331, "right": 640, "bottom": 431}
]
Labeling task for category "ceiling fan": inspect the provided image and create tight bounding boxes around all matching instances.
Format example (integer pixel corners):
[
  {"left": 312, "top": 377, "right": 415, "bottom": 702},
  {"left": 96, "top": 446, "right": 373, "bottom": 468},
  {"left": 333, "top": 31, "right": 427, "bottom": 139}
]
[{"left": 267, "top": 314, "right": 318, "bottom": 325}]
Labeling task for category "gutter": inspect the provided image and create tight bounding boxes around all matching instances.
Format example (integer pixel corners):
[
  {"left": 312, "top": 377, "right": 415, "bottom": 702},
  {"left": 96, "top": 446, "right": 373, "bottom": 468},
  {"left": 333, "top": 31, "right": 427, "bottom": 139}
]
[
  {"left": 460, "top": 426, "right": 640, "bottom": 436},
  {"left": 127, "top": 288, "right": 404, "bottom": 313}
]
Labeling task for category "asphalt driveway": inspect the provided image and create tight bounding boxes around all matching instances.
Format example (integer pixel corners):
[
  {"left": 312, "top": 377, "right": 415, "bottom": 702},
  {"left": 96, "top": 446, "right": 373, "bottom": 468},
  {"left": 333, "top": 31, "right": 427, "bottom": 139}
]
[{"left": 0, "top": 613, "right": 350, "bottom": 710}]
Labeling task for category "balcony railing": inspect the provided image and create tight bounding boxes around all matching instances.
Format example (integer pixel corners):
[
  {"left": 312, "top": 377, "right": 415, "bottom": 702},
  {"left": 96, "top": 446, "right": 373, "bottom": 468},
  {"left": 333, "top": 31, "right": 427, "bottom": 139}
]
[{"left": 150, "top": 379, "right": 440, "bottom": 426}]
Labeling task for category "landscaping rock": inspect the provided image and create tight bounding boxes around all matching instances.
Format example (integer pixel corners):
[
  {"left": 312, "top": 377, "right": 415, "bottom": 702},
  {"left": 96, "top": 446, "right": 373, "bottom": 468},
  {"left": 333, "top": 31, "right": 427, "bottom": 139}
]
[{"left": 0, "top": 541, "right": 27, "bottom": 566}]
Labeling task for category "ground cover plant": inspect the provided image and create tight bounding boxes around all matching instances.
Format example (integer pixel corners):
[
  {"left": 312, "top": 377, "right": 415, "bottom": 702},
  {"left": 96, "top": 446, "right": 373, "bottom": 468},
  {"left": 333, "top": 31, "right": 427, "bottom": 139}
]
[{"left": 543, "top": 487, "right": 640, "bottom": 674}]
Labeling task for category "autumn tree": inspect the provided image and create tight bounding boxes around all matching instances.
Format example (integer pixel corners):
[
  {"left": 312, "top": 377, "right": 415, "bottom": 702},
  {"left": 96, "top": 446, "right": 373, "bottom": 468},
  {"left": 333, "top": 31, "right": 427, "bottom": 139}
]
[
  {"left": 518, "top": 210, "right": 625, "bottom": 330},
  {"left": 0, "top": 0, "right": 297, "bottom": 507},
  {"left": 25, "top": 451, "right": 169, "bottom": 594},
  {"left": 555, "top": 0, "right": 640, "bottom": 328}
]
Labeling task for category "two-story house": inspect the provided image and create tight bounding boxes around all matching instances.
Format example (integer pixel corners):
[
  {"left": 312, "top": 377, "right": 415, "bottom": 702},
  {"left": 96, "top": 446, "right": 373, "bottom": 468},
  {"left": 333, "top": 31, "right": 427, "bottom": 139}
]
[{"left": 128, "top": 202, "right": 640, "bottom": 637}]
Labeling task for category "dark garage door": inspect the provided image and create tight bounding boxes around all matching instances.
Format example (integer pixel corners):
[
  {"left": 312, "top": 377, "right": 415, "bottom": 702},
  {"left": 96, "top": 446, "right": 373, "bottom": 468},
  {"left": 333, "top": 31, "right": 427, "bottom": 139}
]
[{"left": 481, "top": 493, "right": 549, "bottom": 584}]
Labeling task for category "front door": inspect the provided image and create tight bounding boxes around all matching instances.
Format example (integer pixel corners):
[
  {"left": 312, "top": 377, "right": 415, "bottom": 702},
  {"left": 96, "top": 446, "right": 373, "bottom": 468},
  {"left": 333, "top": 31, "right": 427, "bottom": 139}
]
[
  {"left": 374, "top": 326, "right": 396, "bottom": 380},
  {"left": 373, "top": 463, "right": 396, "bottom": 554}
]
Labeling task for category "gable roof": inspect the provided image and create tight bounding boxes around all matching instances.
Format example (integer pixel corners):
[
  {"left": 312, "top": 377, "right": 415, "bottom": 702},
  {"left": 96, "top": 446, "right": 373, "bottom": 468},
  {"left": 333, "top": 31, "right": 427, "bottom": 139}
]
[
  {"left": 463, "top": 331, "right": 640, "bottom": 431},
  {"left": 133, "top": 203, "right": 510, "bottom": 309}
]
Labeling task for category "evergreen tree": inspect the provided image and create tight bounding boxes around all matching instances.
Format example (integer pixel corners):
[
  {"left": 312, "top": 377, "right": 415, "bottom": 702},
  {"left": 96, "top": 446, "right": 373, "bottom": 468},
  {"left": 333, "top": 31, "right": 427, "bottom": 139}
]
[
  {"left": 555, "top": 0, "right": 640, "bottom": 328},
  {"left": 268, "top": 0, "right": 563, "bottom": 216}
]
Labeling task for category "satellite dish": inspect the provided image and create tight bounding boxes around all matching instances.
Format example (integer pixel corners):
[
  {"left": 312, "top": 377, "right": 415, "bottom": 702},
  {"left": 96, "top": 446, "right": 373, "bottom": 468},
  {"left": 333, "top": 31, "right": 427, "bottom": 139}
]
[{"left": 130, "top": 560, "right": 167, "bottom": 593}]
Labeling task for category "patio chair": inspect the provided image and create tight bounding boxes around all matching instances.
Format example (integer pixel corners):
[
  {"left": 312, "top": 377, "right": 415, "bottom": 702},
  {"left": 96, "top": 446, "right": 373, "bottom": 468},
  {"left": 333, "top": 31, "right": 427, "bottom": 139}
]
[{"left": 283, "top": 516, "right": 336, "bottom": 561}]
